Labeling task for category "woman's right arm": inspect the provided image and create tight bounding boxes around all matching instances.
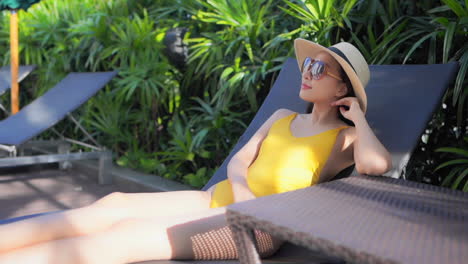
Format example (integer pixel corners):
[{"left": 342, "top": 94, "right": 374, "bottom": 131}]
[{"left": 227, "top": 108, "right": 293, "bottom": 203}]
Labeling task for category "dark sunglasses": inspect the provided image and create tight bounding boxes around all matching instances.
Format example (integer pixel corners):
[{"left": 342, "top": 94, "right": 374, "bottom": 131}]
[{"left": 301, "top": 57, "right": 342, "bottom": 81}]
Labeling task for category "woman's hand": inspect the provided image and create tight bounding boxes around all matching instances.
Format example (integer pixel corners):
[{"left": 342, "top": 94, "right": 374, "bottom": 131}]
[
  {"left": 330, "top": 97, "right": 365, "bottom": 123},
  {"left": 331, "top": 97, "right": 393, "bottom": 175}
]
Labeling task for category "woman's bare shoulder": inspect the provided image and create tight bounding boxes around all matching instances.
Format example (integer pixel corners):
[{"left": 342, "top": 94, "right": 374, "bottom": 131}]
[
  {"left": 271, "top": 108, "right": 296, "bottom": 120},
  {"left": 260, "top": 108, "right": 295, "bottom": 126},
  {"left": 253, "top": 109, "right": 295, "bottom": 138},
  {"left": 231, "top": 109, "right": 296, "bottom": 165}
]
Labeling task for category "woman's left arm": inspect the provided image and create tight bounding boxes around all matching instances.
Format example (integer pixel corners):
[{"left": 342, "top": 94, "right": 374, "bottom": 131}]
[{"left": 331, "top": 97, "right": 393, "bottom": 176}]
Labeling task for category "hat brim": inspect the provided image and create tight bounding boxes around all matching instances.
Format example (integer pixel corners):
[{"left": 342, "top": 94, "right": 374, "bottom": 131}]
[{"left": 294, "top": 38, "right": 367, "bottom": 114}]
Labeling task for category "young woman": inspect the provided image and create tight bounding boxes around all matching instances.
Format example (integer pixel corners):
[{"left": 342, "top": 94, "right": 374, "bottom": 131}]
[{"left": 0, "top": 39, "right": 392, "bottom": 264}]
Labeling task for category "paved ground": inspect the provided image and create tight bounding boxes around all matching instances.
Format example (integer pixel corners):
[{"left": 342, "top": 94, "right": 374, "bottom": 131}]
[{"left": 0, "top": 165, "right": 137, "bottom": 220}]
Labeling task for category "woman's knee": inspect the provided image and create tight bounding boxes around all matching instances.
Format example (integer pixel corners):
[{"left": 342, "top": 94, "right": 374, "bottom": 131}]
[{"left": 93, "top": 192, "right": 126, "bottom": 207}]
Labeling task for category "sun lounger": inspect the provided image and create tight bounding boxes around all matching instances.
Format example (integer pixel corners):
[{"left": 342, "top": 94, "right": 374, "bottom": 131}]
[
  {"left": 203, "top": 60, "right": 459, "bottom": 191},
  {"left": 0, "top": 65, "right": 36, "bottom": 113},
  {"left": 0, "top": 59, "right": 459, "bottom": 263},
  {"left": 0, "top": 65, "right": 36, "bottom": 95},
  {"left": 149, "top": 59, "right": 458, "bottom": 264},
  {"left": 0, "top": 71, "right": 117, "bottom": 184}
]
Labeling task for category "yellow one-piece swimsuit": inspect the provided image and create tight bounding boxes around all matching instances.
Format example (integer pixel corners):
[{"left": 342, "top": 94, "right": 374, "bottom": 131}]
[{"left": 209, "top": 112, "right": 350, "bottom": 208}]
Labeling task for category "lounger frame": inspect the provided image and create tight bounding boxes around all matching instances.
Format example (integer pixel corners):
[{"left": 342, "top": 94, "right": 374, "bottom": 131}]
[{"left": 0, "top": 71, "right": 117, "bottom": 184}]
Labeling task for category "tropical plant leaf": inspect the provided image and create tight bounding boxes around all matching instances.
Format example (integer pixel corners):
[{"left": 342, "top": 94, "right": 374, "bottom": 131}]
[
  {"left": 403, "top": 32, "right": 436, "bottom": 64},
  {"left": 452, "top": 167, "right": 468, "bottom": 189},
  {"left": 433, "top": 159, "right": 468, "bottom": 171},
  {"left": 441, "top": 166, "right": 462, "bottom": 187},
  {"left": 453, "top": 50, "right": 468, "bottom": 106},
  {"left": 443, "top": 21, "right": 457, "bottom": 63},
  {"left": 463, "top": 176, "right": 468, "bottom": 192},
  {"left": 435, "top": 147, "right": 468, "bottom": 157},
  {"left": 442, "top": 0, "right": 468, "bottom": 18}
]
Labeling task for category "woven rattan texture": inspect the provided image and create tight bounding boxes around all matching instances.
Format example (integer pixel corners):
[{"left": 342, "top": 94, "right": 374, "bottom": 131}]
[
  {"left": 227, "top": 175, "right": 468, "bottom": 264},
  {"left": 189, "top": 225, "right": 279, "bottom": 260}
]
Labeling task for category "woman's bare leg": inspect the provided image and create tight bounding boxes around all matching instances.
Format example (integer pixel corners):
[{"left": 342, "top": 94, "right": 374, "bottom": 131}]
[
  {"left": 0, "top": 207, "right": 284, "bottom": 264},
  {"left": 0, "top": 190, "right": 213, "bottom": 253}
]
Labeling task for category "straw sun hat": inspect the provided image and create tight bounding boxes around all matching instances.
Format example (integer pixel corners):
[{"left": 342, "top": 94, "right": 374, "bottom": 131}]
[{"left": 294, "top": 38, "right": 370, "bottom": 113}]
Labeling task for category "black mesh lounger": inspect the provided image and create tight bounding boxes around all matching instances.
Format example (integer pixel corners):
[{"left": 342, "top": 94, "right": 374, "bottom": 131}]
[
  {"left": 0, "top": 71, "right": 118, "bottom": 184},
  {"left": 0, "top": 59, "right": 459, "bottom": 263},
  {"left": 140, "top": 59, "right": 459, "bottom": 264}
]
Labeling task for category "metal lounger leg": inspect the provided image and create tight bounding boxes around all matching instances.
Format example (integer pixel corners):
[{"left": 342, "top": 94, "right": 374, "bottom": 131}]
[
  {"left": 98, "top": 151, "right": 113, "bottom": 185},
  {"left": 58, "top": 142, "right": 72, "bottom": 170}
]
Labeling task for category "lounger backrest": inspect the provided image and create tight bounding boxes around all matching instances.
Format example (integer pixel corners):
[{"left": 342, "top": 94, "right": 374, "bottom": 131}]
[
  {"left": 0, "top": 65, "right": 36, "bottom": 95},
  {"left": 0, "top": 72, "right": 117, "bottom": 146},
  {"left": 203, "top": 59, "right": 308, "bottom": 190},
  {"left": 203, "top": 58, "right": 458, "bottom": 190},
  {"left": 364, "top": 63, "right": 458, "bottom": 178}
]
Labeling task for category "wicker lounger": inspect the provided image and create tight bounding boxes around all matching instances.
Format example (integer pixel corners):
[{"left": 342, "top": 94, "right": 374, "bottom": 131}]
[{"left": 226, "top": 174, "right": 468, "bottom": 264}]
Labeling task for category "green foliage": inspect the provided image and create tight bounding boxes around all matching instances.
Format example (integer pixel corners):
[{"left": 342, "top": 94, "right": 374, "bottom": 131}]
[
  {"left": 434, "top": 136, "right": 468, "bottom": 191},
  {"left": 279, "top": 0, "right": 358, "bottom": 45},
  {"left": 153, "top": 97, "right": 247, "bottom": 184},
  {"left": 404, "top": 1, "right": 467, "bottom": 114},
  {"left": 82, "top": 91, "right": 136, "bottom": 154},
  {"left": 172, "top": 0, "right": 292, "bottom": 111},
  {"left": 184, "top": 167, "right": 214, "bottom": 188}
]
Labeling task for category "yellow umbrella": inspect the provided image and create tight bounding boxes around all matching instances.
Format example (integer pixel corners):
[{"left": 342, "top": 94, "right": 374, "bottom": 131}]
[{"left": 1, "top": 0, "right": 41, "bottom": 114}]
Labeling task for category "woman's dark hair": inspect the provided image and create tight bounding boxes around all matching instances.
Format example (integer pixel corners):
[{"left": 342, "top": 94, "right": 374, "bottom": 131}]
[
  {"left": 337, "top": 66, "right": 356, "bottom": 127},
  {"left": 306, "top": 65, "right": 356, "bottom": 127}
]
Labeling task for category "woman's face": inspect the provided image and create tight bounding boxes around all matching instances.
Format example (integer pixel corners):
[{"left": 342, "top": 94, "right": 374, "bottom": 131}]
[{"left": 299, "top": 51, "right": 347, "bottom": 104}]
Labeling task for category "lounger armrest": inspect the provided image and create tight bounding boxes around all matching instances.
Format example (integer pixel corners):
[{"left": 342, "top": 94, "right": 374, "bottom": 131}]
[{"left": 227, "top": 174, "right": 468, "bottom": 264}]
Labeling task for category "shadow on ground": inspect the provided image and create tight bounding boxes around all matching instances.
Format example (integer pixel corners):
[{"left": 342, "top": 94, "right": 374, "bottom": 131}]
[{"left": 0, "top": 164, "right": 136, "bottom": 220}]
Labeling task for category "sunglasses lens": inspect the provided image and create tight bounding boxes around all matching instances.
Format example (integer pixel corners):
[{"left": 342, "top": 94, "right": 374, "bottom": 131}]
[
  {"left": 302, "top": 57, "right": 311, "bottom": 72},
  {"left": 311, "top": 61, "right": 325, "bottom": 80}
]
